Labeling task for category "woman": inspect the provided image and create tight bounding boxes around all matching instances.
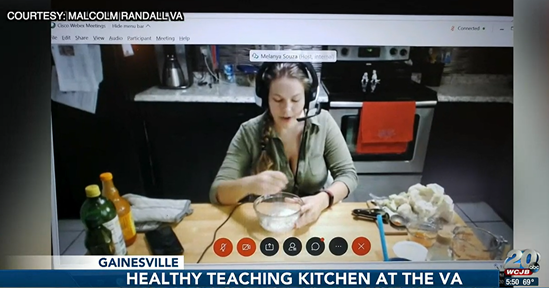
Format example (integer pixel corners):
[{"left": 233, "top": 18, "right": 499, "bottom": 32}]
[{"left": 209, "top": 61, "right": 358, "bottom": 228}]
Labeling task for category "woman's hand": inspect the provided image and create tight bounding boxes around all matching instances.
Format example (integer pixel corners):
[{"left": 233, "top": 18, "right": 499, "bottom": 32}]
[
  {"left": 295, "top": 193, "right": 329, "bottom": 229},
  {"left": 244, "top": 171, "right": 288, "bottom": 196}
]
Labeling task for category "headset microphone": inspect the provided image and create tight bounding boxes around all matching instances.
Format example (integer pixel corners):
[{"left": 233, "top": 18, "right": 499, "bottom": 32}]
[
  {"left": 297, "top": 102, "right": 322, "bottom": 122},
  {"left": 296, "top": 84, "right": 322, "bottom": 122}
]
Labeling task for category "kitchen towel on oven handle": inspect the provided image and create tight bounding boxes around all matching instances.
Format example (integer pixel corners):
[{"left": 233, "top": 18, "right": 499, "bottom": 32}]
[{"left": 356, "top": 101, "right": 416, "bottom": 154}]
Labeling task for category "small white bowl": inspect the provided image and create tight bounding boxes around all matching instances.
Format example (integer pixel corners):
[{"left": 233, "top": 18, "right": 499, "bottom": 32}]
[{"left": 393, "top": 241, "right": 428, "bottom": 261}]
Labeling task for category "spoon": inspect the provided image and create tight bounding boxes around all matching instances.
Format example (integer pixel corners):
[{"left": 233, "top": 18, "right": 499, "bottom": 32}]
[{"left": 381, "top": 206, "right": 407, "bottom": 228}]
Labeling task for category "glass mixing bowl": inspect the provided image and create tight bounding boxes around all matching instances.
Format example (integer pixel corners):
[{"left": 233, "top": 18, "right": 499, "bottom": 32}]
[
  {"left": 405, "top": 220, "right": 440, "bottom": 248},
  {"left": 451, "top": 225, "right": 510, "bottom": 260},
  {"left": 253, "top": 192, "right": 304, "bottom": 233}
]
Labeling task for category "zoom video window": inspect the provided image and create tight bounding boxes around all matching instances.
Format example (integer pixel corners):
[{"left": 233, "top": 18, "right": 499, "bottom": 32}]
[{"left": 52, "top": 40, "right": 512, "bottom": 263}]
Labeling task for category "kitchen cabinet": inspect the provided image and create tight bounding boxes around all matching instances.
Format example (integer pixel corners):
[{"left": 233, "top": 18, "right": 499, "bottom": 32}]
[
  {"left": 137, "top": 102, "right": 263, "bottom": 203},
  {"left": 52, "top": 45, "right": 156, "bottom": 220},
  {"left": 52, "top": 101, "right": 145, "bottom": 220}
]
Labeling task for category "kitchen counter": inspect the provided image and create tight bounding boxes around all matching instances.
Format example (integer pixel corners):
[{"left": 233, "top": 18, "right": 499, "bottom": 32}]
[
  {"left": 126, "top": 202, "right": 476, "bottom": 263},
  {"left": 414, "top": 73, "right": 513, "bottom": 104},
  {"left": 134, "top": 81, "right": 330, "bottom": 104},
  {"left": 134, "top": 74, "right": 511, "bottom": 105}
]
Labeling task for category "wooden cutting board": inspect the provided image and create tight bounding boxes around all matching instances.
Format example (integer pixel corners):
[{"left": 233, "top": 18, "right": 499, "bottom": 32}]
[{"left": 365, "top": 201, "right": 408, "bottom": 235}]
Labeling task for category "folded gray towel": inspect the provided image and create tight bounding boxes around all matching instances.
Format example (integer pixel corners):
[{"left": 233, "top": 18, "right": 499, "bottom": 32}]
[{"left": 122, "top": 194, "right": 193, "bottom": 232}]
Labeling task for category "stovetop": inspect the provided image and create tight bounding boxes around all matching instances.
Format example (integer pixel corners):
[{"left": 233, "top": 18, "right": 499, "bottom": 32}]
[{"left": 322, "top": 78, "right": 438, "bottom": 103}]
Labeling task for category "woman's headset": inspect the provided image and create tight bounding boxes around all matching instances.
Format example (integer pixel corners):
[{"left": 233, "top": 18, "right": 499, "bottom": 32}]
[{"left": 254, "top": 62, "right": 321, "bottom": 121}]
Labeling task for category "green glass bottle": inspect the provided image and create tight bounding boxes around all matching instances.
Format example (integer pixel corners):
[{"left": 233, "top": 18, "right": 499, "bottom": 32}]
[
  {"left": 80, "top": 184, "right": 127, "bottom": 255},
  {"left": 84, "top": 215, "right": 115, "bottom": 255}
]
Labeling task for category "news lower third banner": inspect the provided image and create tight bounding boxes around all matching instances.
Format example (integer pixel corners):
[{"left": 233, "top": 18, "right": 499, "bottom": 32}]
[{"left": 0, "top": 269, "right": 500, "bottom": 287}]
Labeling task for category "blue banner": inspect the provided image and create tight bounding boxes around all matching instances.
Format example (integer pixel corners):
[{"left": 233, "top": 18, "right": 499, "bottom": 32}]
[{"left": 0, "top": 269, "right": 499, "bottom": 287}]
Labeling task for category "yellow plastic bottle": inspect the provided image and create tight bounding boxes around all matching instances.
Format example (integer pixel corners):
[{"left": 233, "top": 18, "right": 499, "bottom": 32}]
[{"left": 100, "top": 172, "right": 137, "bottom": 247}]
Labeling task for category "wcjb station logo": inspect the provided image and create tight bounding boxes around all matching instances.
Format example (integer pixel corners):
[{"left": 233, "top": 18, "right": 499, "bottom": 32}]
[{"left": 503, "top": 249, "right": 540, "bottom": 276}]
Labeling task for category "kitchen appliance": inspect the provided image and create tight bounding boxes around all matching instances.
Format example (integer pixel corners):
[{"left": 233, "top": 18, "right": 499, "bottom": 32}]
[
  {"left": 321, "top": 46, "right": 438, "bottom": 201},
  {"left": 155, "top": 45, "right": 194, "bottom": 89}
]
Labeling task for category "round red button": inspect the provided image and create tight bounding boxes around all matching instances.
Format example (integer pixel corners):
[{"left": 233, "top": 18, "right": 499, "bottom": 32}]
[{"left": 352, "top": 237, "right": 371, "bottom": 256}]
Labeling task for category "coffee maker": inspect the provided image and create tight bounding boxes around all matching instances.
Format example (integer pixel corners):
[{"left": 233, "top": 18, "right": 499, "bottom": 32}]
[{"left": 155, "top": 45, "right": 194, "bottom": 89}]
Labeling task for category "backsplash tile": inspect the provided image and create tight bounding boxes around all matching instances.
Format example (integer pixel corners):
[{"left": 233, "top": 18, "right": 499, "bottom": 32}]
[
  {"left": 192, "top": 45, "right": 512, "bottom": 78},
  {"left": 195, "top": 45, "right": 323, "bottom": 73}
]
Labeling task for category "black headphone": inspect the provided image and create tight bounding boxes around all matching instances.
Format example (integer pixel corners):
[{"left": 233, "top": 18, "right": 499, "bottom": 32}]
[{"left": 254, "top": 62, "right": 321, "bottom": 121}]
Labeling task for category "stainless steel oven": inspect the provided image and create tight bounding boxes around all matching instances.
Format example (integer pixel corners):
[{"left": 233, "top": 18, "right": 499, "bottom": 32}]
[
  {"left": 329, "top": 101, "right": 435, "bottom": 174},
  {"left": 320, "top": 45, "right": 438, "bottom": 201}
]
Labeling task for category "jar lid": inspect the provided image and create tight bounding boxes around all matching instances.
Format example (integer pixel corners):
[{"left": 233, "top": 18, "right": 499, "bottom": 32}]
[{"left": 436, "top": 230, "right": 453, "bottom": 245}]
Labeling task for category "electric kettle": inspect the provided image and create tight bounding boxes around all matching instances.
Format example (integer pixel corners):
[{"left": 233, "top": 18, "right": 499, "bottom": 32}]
[{"left": 161, "top": 54, "right": 189, "bottom": 89}]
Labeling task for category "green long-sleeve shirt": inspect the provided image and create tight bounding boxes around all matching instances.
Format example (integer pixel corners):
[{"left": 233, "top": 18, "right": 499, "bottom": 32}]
[{"left": 209, "top": 109, "right": 358, "bottom": 204}]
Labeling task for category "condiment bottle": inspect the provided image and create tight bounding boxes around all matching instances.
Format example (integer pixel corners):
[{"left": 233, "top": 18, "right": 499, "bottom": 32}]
[
  {"left": 80, "top": 184, "right": 127, "bottom": 255},
  {"left": 84, "top": 215, "right": 116, "bottom": 255},
  {"left": 100, "top": 172, "right": 137, "bottom": 246}
]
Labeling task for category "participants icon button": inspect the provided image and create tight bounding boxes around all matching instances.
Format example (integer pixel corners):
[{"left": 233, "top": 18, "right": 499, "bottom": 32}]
[{"left": 283, "top": 237, "right": 302, "bottom": 256}]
